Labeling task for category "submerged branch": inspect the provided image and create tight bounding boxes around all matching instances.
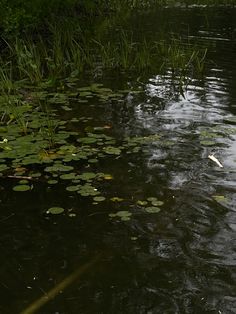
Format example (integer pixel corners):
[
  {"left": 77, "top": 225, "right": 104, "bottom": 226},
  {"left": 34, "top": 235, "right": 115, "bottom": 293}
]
[{"left": 20, "top": 253, "right": 102, "bottom": 314}]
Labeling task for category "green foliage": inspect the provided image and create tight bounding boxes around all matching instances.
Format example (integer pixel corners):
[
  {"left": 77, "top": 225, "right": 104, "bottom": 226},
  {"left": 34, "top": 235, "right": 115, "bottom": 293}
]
[
  {"left": 1, "top": 0, "right": 236, "bottom": 36},
  {"left": 0, "top": 0, "right": 100, "bottom": 35}
]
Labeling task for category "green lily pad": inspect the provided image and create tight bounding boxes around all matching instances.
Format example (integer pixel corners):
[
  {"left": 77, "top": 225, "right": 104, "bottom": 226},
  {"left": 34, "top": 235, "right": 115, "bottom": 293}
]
[
  {"left": 200, "top": 140, "right": 215, "bottom": 146},
  {"left": 48, "top": 179, "right": 58, "bottom": 184},
  {"left": 151, "top": 200, "right": 164, "bottom": 206},
  {"left": 0, "top": 164, "right": 9, "bottom": 172},
  {"left": 30, "top": 172, "right": 42, "bottom": 178},
  {"left": 145, "top": 206, "right": 161, "bottom": 213},
  {"left": 45, "top": 165, "right": 74, "bottom": 173},
  {"left": 104, "top": 146, "right": 121, "bottom": 155},
  {"left": 60, "top": 173, "right": 77, "bottom": 180},
  {"left": 110, "top": 197, "right": 124, "bottom": 202},
  {"left": 93, "top": 196, "right": 106, "bottom": 202},
  {"left": 116, "top": 211, "right": 132, "bottom": 218},
  {"left": 66, "top": 185, "right": 81, "bottom": 192},
  {"left": 19, "top": 179, "right": 29, "bottom": 185},
  {"left": 13, "top": 184, "right": 31, "bottom": 192},
  {"left": 47, "top": 207, "right": 65, "bottom": 214},
  {"left": 88, "top": 158, "right": 98, "bottom": 163},
  {"left": 120, "top": 216, "right": 131, "bottom": 221},
  {"left": 109, "top": 210, "right": 132, "bottom": 221},
  {"left": 78, "top": 172, "right": 97, "bottom": 180},
  {"left": 77, "top": 184, "right": 100, "bottom": 196},
  {"left": 137, "top": 200, "right": 148, "bottom": 206},
  {"left": 147, "top": 197, "right": 157, "bottom": 202},
  {"left": 78, "top": 137, "right": 97, "bottom": 144}
]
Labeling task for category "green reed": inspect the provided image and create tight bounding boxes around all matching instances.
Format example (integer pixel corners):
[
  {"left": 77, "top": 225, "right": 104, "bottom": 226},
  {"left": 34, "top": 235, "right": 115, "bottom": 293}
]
[{"left": 0, "top": 24, "right": 207, "bottom": 91}]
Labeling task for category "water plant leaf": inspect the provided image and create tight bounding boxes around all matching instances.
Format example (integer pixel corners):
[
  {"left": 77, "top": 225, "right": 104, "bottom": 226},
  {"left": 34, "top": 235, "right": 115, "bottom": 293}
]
[
  {"left": 213, "top": 195, "right": 226, "bottom": 202},
  {"left": 45, "top": 165, "right": 74, "bottom": 172},
  {"left": 151, "top": 200, "right": 164, "bottom": 206},
  {"left": 0, "top": 164, "right": 9, "bottom": 172},
  {"left": 77, "top": 184, "right": 100, "bottom": 196},
  {"left": 13, "top": 184, "right": 31, "bottom": 192},
  {"left": 93, "top": 196, "right": 106, "bottom": 202},
  {"left": 78, "top": 137, "right": 97, "bottom": 144},
  {"left": 110, "top": 197, "right": 124, "bottom": 202},
  {"left": 109, "top": 210, "right": 132, "bottom": 221},
  {"left": 30, "top": 172, "right": 41, "bottom": 178},
  {"left": 145, "top": 206, "right": 161, "bottom": 213},
  {"left": 103, "top": 174, "right": 113, "bottom": 180},
  {"left": 19, "top": 179, "right": 29, "bottom": 185},
  {"left": 147, "top": 197, "right": 157, "bottom": 202},
  {"left": 104, "top": 146, "right": 121, "bottom": 155},
  {"left": 47, "top": 207, "right": 65, "bottom": 214},
  {"left": 48, "top": 179, "right": 58, "bottom": 184},
  {"left": 88, "top": 158, "right": 98, "bottom": 163},
  {"left": 66, "top": 185, "right": 81, "bottom": 192},
  {"left": 78, "top": 172, "right": 96, "bottom": 180},
  {"left": 200, "top": 140, "right": 215, "bottom": 146},
  {"left": 60, "top": 173, "right": 77, "bottom": 180},
  {"left": 116, "top": 211, "right": 132, "bottom": 217},
  {"left": 137, "top": 200, "right": 148, "bottom": 206},
  {"left": 121, "top": 216, "right": 131, "bottom": 221}
]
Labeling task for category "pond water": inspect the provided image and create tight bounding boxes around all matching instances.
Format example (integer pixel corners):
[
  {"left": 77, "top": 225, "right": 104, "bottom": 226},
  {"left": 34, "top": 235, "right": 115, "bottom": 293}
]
[{"left": 1, "top": 6, "right": 236, "bottom": 314}]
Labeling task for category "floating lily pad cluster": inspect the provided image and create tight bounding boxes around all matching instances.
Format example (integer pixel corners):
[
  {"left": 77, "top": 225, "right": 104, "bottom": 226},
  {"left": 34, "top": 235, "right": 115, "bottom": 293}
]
[
  {"left": 137, "top": 197, "right": 164, "bottom": 213},
  {"left": 1, "top": 83, "right": 167, "bottom": 215},
  {"left": 0, "top": 93, "right": 125, "bottom": 193},
  {"left": 108, "top": 196, "right": 164, "bottom": 222},
  {"left": 109, "top": 210, "right": 132, "bottom": 221},
  {"left": 199, "top": 125, "right": 236, "bottom": 147},
  {"left": 31, "top": 83, "right": 142, "bottom": 107}
]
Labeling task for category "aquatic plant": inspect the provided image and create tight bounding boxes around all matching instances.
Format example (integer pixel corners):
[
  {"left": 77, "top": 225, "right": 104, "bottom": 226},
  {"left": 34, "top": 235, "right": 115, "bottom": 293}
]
[{"left": 0, "top": 24, "right": 207, "bottom": 90}]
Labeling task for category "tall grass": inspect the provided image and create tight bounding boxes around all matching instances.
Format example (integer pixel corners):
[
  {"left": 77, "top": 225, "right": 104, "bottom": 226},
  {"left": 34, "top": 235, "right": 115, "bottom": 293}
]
[{"left": 0, "top": 24, "right": 207, "bottom": 90}]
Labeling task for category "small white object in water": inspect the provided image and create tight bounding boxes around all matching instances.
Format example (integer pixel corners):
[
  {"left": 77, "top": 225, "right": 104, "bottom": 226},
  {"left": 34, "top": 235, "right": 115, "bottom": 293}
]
[
  {"left": 0, "top": 138, "right": 8, "bottom": 144},
  {"left": 208, "top": 154, "right": 223, "bottom": 168}
]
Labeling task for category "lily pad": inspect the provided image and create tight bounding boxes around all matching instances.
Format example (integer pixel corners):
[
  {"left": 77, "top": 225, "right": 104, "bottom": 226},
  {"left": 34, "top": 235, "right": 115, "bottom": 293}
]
[
  {"left": 47, "top": 207, "right": 65, "bottom": 214},
  {"left": 104, "top": 146, "right": 121, "bottom": 155},
  {"left": 78, "top": 172, "right": 97, "bottom": 180},
  {"left": 0, "top": 164, "right": 9, "bottom": 172},
  {"left": 88, "top": 158, "right": 98, "bottom": 163},
  {"left": 93, "top": 196, "right": 106, "bottom": 202},
  {"left": 103, "top": 174, "right": 113, "bottom": 180},
  {"left": 145, "top": 206, "right": 161, "bottom": 213},
  {"left": 13, "top": 184, "right": 31, "bottom": 192},
  {"left": 200, "top": 140, "right": 215, "bottom": 146},
  {"left": 147, "top": 197, "right": 157, "bottom": 202},
  {"left": 66, "top": 185, "right": 80, "bottom": 192},
  {"left": 78, "top": 137, "right": 97, "bottom": 144},
  {"left": 60, "top": 173, "right": 77, "bottom": 180},
  {"left": 77, "top": 184, "right": 100, "bottom": 196},
  {"left": 151, "top": 200, "right": 164, "bottom": 206},
  {"left": 45, "top": 165, "right": 74, "bottom": 173},
  {"left": 137, "top": 200, "right": 148, "bottom": 206},
  {"left": 48, "top": 179, "right": 58, "bottom": 184},
  {"left": 109, "top": 210, "right": 132, "bottom": 221},
  {"left": 110, "top": 197, "right": 124, "bottom": 202},
  {"left": 19, "top": 179, "right": 29, "bottom": 185}
]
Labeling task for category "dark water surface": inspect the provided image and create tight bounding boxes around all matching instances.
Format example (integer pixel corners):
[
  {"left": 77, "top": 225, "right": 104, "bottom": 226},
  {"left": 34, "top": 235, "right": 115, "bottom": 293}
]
[{"left": 1, "top": 6, "right": 236, "bottom": 314}]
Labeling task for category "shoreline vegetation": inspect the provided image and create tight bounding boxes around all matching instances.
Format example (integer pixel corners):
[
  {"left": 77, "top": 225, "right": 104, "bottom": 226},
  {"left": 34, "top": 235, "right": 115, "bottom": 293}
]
[
  {"left": 0, "top": 0, "right": 211, "bottom": 88},
  {"left": 0, "top": 0, "right": 232, "bottom": 184},
  {"left": 1, "top": 0, "right": 234, "bottom": 86}
]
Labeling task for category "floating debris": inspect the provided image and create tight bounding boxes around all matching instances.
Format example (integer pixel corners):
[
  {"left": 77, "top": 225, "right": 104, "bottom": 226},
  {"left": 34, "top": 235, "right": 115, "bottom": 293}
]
[{"left": 208, "top": 154, "right": 223, "bottom": 168}]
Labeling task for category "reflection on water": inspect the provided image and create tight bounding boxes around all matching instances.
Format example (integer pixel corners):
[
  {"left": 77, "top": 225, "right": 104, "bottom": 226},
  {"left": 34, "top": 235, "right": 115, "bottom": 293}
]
[{"left": 1, "top": 6, "right": 236, "bottom": 314}]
